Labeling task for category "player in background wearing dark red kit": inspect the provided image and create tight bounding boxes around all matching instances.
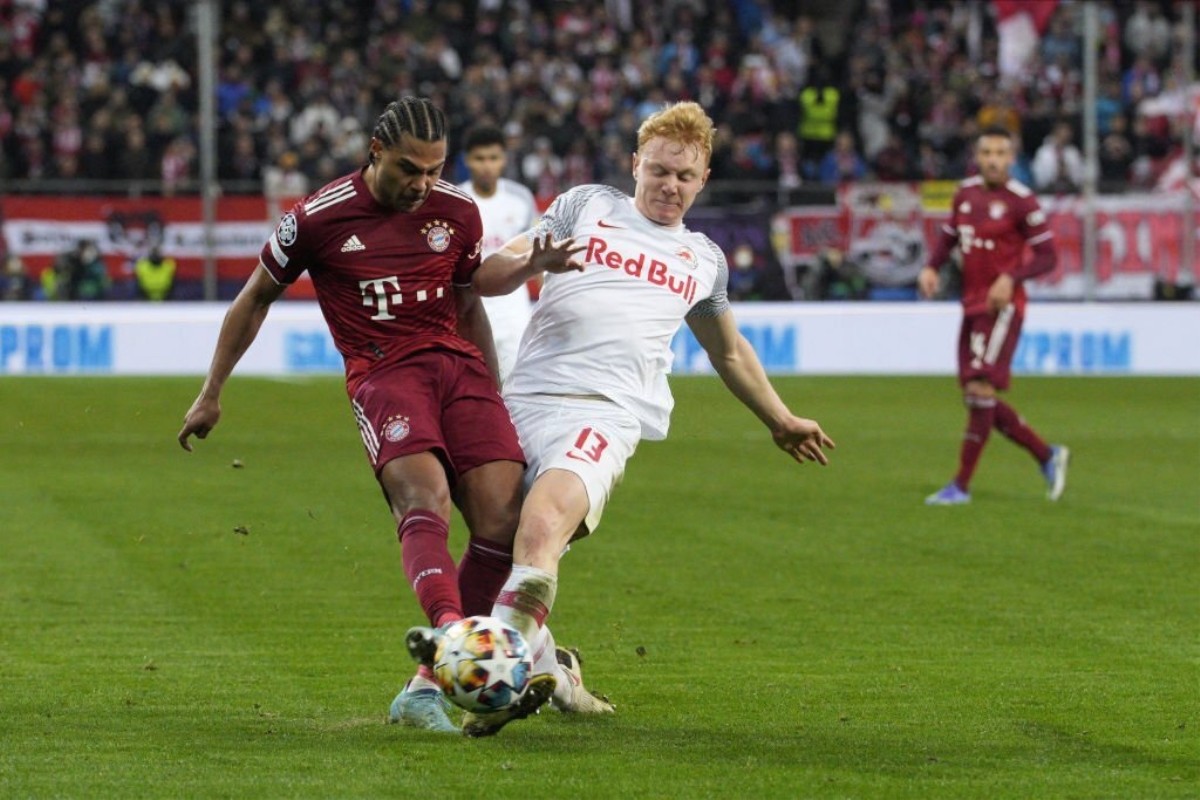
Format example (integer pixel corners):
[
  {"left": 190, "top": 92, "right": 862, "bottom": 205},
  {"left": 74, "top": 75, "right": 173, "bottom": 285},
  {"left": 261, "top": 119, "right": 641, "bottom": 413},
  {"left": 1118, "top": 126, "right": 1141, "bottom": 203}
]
[
  {"left": 178, "top": 97, "right": 537, "bottom": 733},
  {"left": 919, "top": 126, "right": 1069, "bottom": 505}
]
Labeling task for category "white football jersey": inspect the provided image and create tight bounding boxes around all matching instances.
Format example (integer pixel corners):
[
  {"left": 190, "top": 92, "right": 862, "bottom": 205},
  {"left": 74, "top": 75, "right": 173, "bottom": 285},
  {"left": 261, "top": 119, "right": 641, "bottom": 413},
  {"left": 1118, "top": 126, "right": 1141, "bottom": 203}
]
[
  {"left": 460, "top": 177, "right": 538, "bottom": 325},
  {"left": 460, "top": 177, "right": 539, "bottom": 380},
  {"left": 504, "top": 184, "right": 730, "bottom": 440}
]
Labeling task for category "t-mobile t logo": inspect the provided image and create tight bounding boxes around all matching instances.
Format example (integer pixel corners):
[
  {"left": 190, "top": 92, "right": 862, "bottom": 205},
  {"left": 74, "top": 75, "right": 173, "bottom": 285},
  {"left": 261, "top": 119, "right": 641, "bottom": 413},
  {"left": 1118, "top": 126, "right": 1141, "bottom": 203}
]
[{"left": 359, "top": 277, "right": 446, "bottom": 320}]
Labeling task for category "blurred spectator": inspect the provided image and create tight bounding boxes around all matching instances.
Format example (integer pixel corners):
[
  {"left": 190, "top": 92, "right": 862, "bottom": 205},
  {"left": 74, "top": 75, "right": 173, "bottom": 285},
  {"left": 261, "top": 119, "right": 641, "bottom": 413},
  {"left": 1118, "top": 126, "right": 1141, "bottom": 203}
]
[
  {"left": 976, "top": 89, "right": 1021, "bottom": 137},
  {"left": 134, "top": 245, "right": 176, "bottom": 301},
  {"left": 915, "top": 141, "right": 950, "bottom": 180},
  {"left": 797, "top": 67, "right": 840, "bottom": 177},
  {"left": 118, "top": 124, "right": 157, "bottom": 183},
  {"left": 522, "top": 136, "right": 563, "bottom": 205},
  {"left": 811, "top": 248, "right": 868, "bottom": 301},
  {"left": 1009, "top": 132, "right": 1036, "bottom": 188},
  {"left": 263, "top": 151, "right": 308, "bottom": 201},
  {"left": 770, "top": 130, "right": 804, "bottom": 195},
  {"left": 1032, "top": 120, "right": 1084, "bottom": 193},
  {"left": 856, "top": 69, "right": 897, "bottom": 163},
  {"left": 1, "top": 254, "right": 34, "bottom": 301},
  {"left": 42, "top": 249, "right": 72, "bottom": 301},
  {"left": 1122, "top": 55, "right": 1162, "bottom": 108},
  {"left": 44, "top": 240, "right": 110, "bottom": 301},
  {"left": 873, "top": 131, "right": 911, "bottom": 181},
  {"left": 1124, "top": 1, "right": 1172, "bottom": 66},
  {"left": 727, "top": 244, "right": 769, "bottom": 301},
  {"left": 72, "top": 240, "right": 111, "bottom": 301},
  {"left": 818, "top": 131, "right": 867, "bottom": 185},
  {"left": 1099, "top": 115, "right": 1136, "bottom": 185},
  {"left": 1039, "top": 8, "right": 1082, "bottom": 69},
  {"left": 161, "top": 136, "right": 195, "bottom": 196}
]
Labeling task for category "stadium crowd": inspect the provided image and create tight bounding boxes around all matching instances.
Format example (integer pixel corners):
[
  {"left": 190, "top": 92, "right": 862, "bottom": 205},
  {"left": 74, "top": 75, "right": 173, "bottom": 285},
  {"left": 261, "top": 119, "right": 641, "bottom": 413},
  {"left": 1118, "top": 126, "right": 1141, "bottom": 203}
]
[{"left": 0, "top": 0, "right": 1195, "bottom": 204}]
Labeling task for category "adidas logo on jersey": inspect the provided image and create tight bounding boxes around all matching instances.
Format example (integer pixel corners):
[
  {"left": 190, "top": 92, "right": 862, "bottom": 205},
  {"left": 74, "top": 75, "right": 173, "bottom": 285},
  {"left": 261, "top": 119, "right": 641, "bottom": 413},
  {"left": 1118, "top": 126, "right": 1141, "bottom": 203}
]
[{"left": 341, "top": 235, "right": 366, "bottom": 252}]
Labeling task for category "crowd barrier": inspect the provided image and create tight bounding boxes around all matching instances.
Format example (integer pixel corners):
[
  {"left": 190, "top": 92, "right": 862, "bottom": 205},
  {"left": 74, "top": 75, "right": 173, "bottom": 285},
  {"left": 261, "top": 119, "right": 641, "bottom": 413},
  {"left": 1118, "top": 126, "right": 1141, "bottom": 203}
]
[{"left": 1, "top": 302, "right": 1196, "bottom": 376}]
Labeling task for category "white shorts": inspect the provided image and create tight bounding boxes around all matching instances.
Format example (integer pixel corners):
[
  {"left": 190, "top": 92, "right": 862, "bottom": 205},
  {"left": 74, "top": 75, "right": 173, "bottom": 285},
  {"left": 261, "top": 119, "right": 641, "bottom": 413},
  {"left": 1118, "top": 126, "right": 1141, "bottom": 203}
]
[{"left": 505, "top": 394, "right": 641, "bottom": 534}]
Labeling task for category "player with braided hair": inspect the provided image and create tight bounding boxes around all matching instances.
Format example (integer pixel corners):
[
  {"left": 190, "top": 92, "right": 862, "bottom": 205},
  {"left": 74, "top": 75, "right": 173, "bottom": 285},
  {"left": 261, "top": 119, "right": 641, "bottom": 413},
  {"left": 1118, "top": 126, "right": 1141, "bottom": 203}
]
[{"left": 179, "top": 97, "right": 595, "bottom": 733}]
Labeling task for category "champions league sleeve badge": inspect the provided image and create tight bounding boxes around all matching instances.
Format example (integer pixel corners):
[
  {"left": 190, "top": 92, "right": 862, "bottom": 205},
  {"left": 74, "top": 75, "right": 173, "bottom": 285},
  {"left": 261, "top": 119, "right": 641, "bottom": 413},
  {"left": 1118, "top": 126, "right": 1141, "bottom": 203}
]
[{"left": 276, "top": 213, "right": 298, "bottom": 247}]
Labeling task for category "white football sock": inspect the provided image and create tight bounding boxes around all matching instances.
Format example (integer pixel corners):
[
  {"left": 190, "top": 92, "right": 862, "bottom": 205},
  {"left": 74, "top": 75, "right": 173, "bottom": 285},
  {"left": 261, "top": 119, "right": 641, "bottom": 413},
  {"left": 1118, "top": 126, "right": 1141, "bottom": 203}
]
[{"left": 492, "top": 564, "right": 557, "bottom": 646}]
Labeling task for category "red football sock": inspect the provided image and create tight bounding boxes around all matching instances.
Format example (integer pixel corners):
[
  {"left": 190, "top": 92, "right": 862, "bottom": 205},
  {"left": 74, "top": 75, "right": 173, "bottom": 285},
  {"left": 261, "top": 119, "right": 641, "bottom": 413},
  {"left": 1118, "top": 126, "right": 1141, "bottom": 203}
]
[
  {"left": 954, "top": 394, "right": 995, "bottom": 492},
  {"left": 994, "top": 400, "right": 1052, "bottom": 464},
  {"left": 397, "top": 511, "right": 462, "bottom": 628},
  {"left": 457, "top": 536, "right": 514, "bottom": 617}
]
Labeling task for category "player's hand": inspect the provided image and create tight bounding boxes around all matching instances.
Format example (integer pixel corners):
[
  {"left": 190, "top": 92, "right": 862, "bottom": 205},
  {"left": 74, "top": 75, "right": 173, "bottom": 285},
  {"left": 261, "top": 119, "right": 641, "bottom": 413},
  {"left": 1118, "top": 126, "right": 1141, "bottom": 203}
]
[
  {"left": 772, "top": 417, "right": 835, "bottom": 466},
  {"left": 178, "top": 395, "right": 221, "bottom": 452},
  {"left": 987, "top": 273, "right": 1014, "bottom": 314},
  {"left": 529, "top": 234, "right": 586, "bottom": 275},
  {"left": 917, "top": 266, "right": 940, "bottom": 299}
]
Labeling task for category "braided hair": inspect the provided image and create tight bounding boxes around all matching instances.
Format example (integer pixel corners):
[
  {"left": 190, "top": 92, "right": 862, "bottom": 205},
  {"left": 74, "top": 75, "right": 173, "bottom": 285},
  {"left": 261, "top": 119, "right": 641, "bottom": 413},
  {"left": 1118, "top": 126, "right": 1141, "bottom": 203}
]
[{"left": 369, "top": 97, "right": 446, "bottom": 164}]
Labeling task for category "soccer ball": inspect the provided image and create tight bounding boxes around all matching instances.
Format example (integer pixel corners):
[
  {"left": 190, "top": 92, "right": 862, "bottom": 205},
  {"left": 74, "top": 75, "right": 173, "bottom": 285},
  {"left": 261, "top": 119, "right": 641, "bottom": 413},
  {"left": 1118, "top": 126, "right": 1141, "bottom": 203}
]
[{"left": 433, "top": 616, "right": 533, "bottom": 713}]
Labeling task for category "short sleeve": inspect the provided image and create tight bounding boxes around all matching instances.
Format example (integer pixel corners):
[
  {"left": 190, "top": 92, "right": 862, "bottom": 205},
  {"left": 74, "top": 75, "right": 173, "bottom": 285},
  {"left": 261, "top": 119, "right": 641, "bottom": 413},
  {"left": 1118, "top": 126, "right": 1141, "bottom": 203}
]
[
  {"left": 686, "top": 238, "right": 732, "bottom": 318},
  {"left": 452, "top": 207, "right": 486, "bottom": 286},
  {"left": 260, "top": 200, "right": 316, "bottom": 285}
]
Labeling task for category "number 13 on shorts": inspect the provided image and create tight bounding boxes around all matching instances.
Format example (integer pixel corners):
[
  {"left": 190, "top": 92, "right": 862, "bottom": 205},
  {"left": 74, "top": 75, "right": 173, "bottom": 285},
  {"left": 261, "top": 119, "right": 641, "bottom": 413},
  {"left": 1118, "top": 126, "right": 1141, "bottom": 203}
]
[{"left": 567, "top": 426, "right": 609, "bottom": 463}]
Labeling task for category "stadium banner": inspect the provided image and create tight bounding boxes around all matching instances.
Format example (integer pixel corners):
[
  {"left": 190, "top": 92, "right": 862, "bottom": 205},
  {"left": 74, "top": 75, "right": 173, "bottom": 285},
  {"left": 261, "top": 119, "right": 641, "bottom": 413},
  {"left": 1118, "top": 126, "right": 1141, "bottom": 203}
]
[
  {"left": 5, "top": 189, "right": 1195, "bottom": 302},
  {"left": 772, "top": 184, "right": 1198, "bottom": 299},
  {"left": 1, "top": 302, "right": 1196, "bottom": 377},
  {"left": 0, "top": 194, "right": 313, "bottom": 299}
]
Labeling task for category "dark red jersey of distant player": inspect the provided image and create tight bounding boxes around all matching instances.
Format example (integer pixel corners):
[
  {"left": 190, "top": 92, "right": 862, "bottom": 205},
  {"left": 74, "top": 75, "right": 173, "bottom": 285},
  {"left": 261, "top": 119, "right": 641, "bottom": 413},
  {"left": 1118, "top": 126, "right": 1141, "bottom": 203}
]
[
  {"left": 942, "top": 177, "right": 1052, "bottom": 316},
  {"left": 259, "top": 169, "right": 484, "bottom": 395}
]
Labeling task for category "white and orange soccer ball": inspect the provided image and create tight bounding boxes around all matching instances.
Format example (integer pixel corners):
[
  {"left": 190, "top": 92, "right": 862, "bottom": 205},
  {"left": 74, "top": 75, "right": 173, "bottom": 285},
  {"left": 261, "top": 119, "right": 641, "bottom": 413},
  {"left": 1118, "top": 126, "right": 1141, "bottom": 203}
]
[{"left": 432, "top": 616, "right": 533, "bottom": 713}]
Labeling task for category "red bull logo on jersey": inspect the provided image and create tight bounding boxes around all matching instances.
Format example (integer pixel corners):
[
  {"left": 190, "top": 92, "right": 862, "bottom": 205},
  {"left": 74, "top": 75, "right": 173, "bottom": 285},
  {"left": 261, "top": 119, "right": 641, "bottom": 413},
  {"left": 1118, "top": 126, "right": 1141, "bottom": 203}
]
[{"left": 585, "top": 237, "right": 698, "bottom": 304}]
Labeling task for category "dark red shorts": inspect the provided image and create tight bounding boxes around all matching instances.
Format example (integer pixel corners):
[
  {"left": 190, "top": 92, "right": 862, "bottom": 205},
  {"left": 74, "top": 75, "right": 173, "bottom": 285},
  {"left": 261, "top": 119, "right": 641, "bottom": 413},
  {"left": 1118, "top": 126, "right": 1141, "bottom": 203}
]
[
  {"left": 350, "top": 349, "right": 525, "bottom": 480},
  {"left": 957, "top": 306, "right": 1023, "bottom": 391}
]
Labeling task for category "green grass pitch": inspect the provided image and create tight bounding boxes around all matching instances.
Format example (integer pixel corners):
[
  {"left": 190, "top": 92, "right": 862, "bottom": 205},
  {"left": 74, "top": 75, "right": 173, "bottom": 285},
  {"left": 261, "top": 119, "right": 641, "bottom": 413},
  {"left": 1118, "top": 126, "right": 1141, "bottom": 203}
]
[{"left": 1, "top": 375, "right": 1196, "bottom": 798}]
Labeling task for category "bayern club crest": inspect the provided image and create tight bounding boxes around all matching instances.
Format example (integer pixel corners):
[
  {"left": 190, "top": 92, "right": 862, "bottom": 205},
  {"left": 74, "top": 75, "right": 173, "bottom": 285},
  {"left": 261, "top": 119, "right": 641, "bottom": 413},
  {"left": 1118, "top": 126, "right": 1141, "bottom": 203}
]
[
  {"left": 989, "top": 200, "right": 1007, "bottom": 220},
  {"left": 384, "top": 415, "right": 411, "bottom": 442},
  {"left": 422, "top": 220, "right": 454, "bottom": 253},
  {"left": 276, "top": 213, "right": 298, "bottom": 247}
]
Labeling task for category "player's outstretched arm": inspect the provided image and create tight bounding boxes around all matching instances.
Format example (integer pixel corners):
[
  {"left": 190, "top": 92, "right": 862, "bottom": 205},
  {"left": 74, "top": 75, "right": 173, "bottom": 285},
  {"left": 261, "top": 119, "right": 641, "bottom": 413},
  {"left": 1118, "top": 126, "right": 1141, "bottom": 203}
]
[
  {"left": 473, "top": 233, "right": 585, "bottom": 297},
  {"left": 178, "top": 264, "right": 285, "bottom": 451},
  {"left": 687, "top": 312, "right": 834, "bottom": 465}
]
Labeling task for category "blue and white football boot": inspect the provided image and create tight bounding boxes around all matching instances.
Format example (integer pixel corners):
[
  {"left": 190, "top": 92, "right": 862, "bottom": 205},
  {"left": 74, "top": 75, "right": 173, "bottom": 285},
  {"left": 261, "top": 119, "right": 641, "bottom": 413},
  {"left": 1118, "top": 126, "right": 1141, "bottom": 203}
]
[
  {"left": 1042, "top": 445, "right": 1070, "bottom": 501},
  {"left": 925, "top": 482, "right": 971, "bottom": 505}
]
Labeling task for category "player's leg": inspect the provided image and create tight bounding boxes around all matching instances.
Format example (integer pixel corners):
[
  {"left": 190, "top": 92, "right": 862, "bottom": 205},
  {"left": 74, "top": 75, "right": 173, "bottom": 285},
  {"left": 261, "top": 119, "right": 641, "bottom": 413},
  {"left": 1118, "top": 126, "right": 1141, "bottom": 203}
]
[
  {"left": 931, "top": 309, "right": 1017, "bottom": 503},
  {"left": 353, "top": 355, "right": 468, "bottom": 732},
  {"left": 380, "top": 454, "right": 463, "bottom": 628},
  {"left": 459, "top": 471, "right": 586, "bottom": 737},
  {"left": 952, "top": 378, "right": 996, "bottom": 493},
  {"left": 992, "top": 399, "right": 1051, "bottom": 463},
  {"left": 463, "top": 396, "right": 634, "bottom": 736},
  {"left": 981, "top": 308, "right": 1069, "bottom": 500},
  {"left": 454, "top": 460, "right": 524, "bottom": 617},
  {"left": 439, "top": 355, "right": 529, "bottom": 618},
  {"left": 993, "top": 401, "right": 1069, "bottom": 499},
  {"left": 378, "top": 453, "right": 464, "bottom": 732}
]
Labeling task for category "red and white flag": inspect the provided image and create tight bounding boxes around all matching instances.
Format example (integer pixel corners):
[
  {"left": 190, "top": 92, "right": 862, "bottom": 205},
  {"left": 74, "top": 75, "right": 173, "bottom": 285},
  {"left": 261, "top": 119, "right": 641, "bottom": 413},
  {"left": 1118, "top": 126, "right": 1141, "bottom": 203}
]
[{"left": 993, "top": 0, "right": 1059, "bottom": 79}]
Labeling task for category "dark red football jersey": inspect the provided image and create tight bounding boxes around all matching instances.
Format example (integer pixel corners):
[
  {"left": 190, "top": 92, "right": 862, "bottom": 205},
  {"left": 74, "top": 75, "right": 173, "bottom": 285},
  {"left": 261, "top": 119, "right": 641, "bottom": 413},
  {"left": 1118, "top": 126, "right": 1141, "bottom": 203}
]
[
  {"left": 260, "top": 169, "right": 485, "bottom": 395},
  {"left": 942, "top": 177, "right": 1053, "bottom": 316}
]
